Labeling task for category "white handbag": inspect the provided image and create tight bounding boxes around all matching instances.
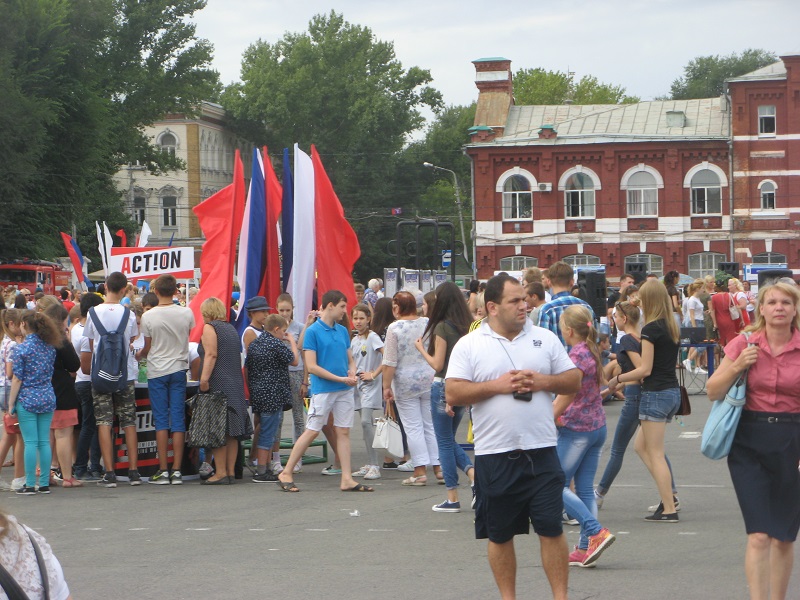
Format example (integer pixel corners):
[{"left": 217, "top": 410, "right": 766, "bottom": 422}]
[{"left": 372, "top": 403, "right": 404, "bottom": 459}]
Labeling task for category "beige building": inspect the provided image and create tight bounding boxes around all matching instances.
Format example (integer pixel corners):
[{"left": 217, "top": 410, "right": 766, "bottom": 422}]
[{"left": 114, "top": 101, "right": 252, "bottom": 249}]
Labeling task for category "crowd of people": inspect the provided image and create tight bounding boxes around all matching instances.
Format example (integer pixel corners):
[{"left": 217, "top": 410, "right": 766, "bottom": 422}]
[{"left": 0, "top": 262, "right": 797, "bottom": 600}]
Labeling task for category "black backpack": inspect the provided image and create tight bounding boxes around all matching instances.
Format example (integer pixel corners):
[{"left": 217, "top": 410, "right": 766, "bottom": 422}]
[{"left": 88, "top": 306, "right": 130, "bottom": 394}]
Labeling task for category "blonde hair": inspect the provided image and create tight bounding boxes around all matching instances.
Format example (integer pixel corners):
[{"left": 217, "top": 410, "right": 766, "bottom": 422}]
[
  {"left": 559, "top": 305, "right": 603, "bottom": 384},
  {"left": 728, "top": 278, "right": 744, "bottom": 292},
  {"left": 1, "top": 309, "right": 23, "bottom": 339},
  {"left": 200, "top": 297, "right": 227, "bottom": 322},
  {"left": 638, "top": 280, "right": 679, "bottom": 343},
  {"left": 35, "top": 295, "right": 60, "bottom": 312},
  {"left": 746, "top": 283, "right": 800, "bottom": 333}
]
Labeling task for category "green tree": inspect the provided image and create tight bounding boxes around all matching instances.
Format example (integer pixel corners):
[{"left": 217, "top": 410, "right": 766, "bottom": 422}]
[
  {"left": 670, "top": 49, "right": 777, "bottom": 99},
  {"left": 513, "top": 68, "right": 639, "bottom": 105},
  {"left": 221, "top": 11, "right": 442, "bottom": 281},
  {"left": 0, "top": 0, "right": 219, "bottom": 260}
]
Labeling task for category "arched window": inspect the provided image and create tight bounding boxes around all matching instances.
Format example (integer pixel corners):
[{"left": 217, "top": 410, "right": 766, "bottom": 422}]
[
  {"left": 759, "top": 180, "right": 776, "bottom": 210},
  {"left": 626, "top": 171, "right": 659, "bottom": 217},
  {"left": 499, "top": 256, "right": 538, "bottom": 271},
  {"left": 689, "top": 169, "right": 723, "bottom": 215},
  {"left": 565, "top": 173, "right": 595, "bottom": 218},
  {"left": 159, "top": 186, "right": 180, "bottom": 228},
  {"left": 563, "top": 254, "right": 601, "bottom": 267},
  {"left": 624, "top": 253, "right": 663, "bottom": 278},
  {"left": 753, "top": 252, "right": 787, "bottom": 264},
  {"left": 688, "top": 252, "right": 725, "bottom": 280},
  {"left": 133, "top": 188, "right": 146, "bottom": 225},
  {"left": 501, "top": 175, "right": 533, "bottom": 220},
  {"left": 160, "top": 132, "right": 177, "bottom": 156}
]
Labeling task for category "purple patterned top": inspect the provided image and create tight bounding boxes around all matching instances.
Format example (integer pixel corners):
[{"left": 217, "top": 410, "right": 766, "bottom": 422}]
[{"left": 561, "top": 342, "right": 605, "bottom": 432}]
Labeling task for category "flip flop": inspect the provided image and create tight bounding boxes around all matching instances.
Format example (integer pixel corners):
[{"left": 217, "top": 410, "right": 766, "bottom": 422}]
[
  {"left": 342, "top": 483, "right": 374, "bottom": 492},
  {"left": 278, "top": 480, "right": 300, "bottom": 493}
]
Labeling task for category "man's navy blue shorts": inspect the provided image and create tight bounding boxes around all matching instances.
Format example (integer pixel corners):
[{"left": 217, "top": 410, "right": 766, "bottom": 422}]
[{"left": 474, "top": 447, "right": 565, "bottom": 543}]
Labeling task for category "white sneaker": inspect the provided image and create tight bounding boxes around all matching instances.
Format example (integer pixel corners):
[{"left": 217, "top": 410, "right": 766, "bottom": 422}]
[
  {"left": 594, "top": 488, "right": 605, "bottom": 510},
  {"left": 682, "top": 358, "right": 694, "bottom": 374},
  {"left": 11, "top": 477, "right": 25, "bottom": 491},
  {"left": 397, "top": 461, "right": 414, "bottom": 472},
  {"left": 352, "top": 465, "right": 370, "bottom": 477},
  {"left": 695, "top": 366, "right": 708, "bottom": 375},
  {"left": 271, "top": 461, "right": 284, "bottom": 474},
  {"left": 0, "top": 478, "right": 11, "bottom": 492},
  {"left": 364, "top": 465, "right": 381, "bottom": 480},
  {"left": 292, "top": 462, "right": 302, "bottom": 474}
]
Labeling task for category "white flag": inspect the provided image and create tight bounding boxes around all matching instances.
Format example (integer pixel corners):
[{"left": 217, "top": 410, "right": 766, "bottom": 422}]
[
  {"left": 103, "top": 222, "right": 114, "bottom": 276},
  {"left": 96, "top": 221, "right": 108, "bottom": 277},
  {"left": 138, "top": 220, "right": 152, "bottom": 247},
  {"left": 289, "top": 144, "right": 316, "bottom": 319}
]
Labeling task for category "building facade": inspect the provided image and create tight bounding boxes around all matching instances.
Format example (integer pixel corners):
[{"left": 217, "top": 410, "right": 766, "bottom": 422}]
[
  {"left": 114, "top": 102, "right": 252, "bottom": 250},
  {"left": 466, "top": 54, "right": 800, "bottom": 280}
]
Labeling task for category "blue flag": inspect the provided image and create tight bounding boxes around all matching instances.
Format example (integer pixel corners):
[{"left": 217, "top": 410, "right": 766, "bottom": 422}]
[
  {"left": 281, "top": 147, "right": 294, "bottom": 291},
  {"left": 234, "top": 147, "right": 268, "bottom": 335}
]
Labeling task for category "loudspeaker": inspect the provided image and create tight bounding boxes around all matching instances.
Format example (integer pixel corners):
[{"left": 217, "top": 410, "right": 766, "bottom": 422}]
[
  {"left": 719, "top": 262, "right": 740, "bottom": 278},
  {"left": 626, "top": 263, "right": 647, "bottom": 285},
  {"left": 757, "top": 268, "right": 793, "bottom": 288},
  {"left": 577, "top": 271, "right": 608, "bottom": 320}
]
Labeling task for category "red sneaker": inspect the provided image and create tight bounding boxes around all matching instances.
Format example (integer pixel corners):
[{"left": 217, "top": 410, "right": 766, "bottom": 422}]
[
  {"left": 568, "top": 546, "right": 595, "bottom": 568},
  {"left": 583, "top": 527, "right": 616, "bottom": 566}
]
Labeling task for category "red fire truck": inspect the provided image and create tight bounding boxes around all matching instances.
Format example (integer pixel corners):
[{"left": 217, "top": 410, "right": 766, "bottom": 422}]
[{"left": 0, "top": 260, "right": 71, "bottom": 296}]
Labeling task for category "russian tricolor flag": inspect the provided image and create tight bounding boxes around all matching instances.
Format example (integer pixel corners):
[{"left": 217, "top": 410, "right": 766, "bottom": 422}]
[{"left": 60, "top": 232, "right": 92, "bottom": 288}]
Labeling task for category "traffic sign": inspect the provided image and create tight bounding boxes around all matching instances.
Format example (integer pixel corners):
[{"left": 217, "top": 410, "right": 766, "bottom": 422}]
[{"left": 442, "top": 250, "right": 451, "bottom": 268}]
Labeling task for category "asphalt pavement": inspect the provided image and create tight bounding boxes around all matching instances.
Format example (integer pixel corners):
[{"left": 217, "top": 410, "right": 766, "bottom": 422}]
[{"left": 4, "top": 387, "right": 800, "bottom": 600}]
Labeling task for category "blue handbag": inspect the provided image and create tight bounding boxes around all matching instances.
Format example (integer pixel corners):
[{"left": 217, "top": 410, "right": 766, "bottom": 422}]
[{"left": 701, "top": 334, "right": 752, "bottom": 460}]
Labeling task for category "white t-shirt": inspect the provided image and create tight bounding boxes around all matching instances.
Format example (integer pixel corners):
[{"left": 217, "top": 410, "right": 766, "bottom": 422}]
[
  {"left": 686, "top": 296, "right": 704, "bottom": 324},
  {"left": 130, "top": 334, "right": 144, "bottom": 381},
  {"left": 70, "top": 323, "right": 91, "bottom": 383},
  {"left": 139, "top": 304, "right": 195, "bottom": 378},
  {"left": 446, "top": 319, "right": 576, "bottom": 456},
  {"left": 287, "top": 320, "right": 305, "bottom": 373},
  {"left": 351, "top": 331, "right": 384, "bottom": 410},
  {"left": 83, "top": 304, "right": 138, "bottom": 379},
  {"left": 0, "top": 516, "right": 70, "bottom": 600}
]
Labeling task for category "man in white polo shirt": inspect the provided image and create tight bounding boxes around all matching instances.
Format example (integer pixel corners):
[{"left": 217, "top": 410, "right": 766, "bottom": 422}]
[{"left": 446, "top": 273, "right": 580, "bottom": 600}]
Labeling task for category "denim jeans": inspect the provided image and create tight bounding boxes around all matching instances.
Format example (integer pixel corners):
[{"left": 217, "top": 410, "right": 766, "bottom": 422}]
[
  {"left": 557, "top": 425, "right": 606, "bottom": 549},
  {"left": 598, "top": 385, "right": 677, "bottom": 495},
  {"left": 74, "top": 381, "right": 101, "bottom": 475},
  {"left": 17, "top": 405, "right": 53, "bottom": 488},
  {"left": 430, "top": 380, "right": 472, "bottom": 489}
]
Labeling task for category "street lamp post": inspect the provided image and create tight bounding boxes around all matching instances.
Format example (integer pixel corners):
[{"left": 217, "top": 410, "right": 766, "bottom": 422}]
[{"left": 423, "top": 162, "right": 475, "bottom": 280}]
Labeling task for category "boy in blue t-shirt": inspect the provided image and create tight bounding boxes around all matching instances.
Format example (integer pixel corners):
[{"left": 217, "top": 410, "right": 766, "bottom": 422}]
[{"left": 277, "top": 290, "right": 374, "bottom": 493}]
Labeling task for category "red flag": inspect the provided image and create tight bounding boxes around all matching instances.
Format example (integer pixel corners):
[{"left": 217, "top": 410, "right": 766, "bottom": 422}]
[
  {"left": 261, "top": 147, "right": 283, "bottom": 307},
  {"left": 60, "top": 232, "right": 86, "bottom": 284},
  {"left": 312, "top": 145, "right": 361, "bottom": 310},
  {"left": 189, "top": 149, "right": 246, "bottom": 341},
  {"left": 115, "top": 229, "right": 128, "bottom": 247}
]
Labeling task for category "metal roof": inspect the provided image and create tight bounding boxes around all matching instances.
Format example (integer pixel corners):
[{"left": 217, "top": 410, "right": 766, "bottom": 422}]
[
  {"left": 726, "top": 60, "right": 787, "bottom": 83},
  {"left": 481, "top": 98, "right": 729, "bottom": 147}
]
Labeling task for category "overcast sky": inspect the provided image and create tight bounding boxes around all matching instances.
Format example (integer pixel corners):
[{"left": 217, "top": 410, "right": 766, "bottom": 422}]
[{"left": 194, "top": 0, "right": 800, "bottom": 124}]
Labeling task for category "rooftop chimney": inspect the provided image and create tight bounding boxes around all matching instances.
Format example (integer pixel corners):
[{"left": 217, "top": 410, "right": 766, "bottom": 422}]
[{"left": 471, "top": 57, "right": 513, "bottom": 142}]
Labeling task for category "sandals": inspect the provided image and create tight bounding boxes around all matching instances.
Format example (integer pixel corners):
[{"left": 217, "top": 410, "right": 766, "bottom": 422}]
[
  {"left": 402, "top": 476, "right": 428, "bottom": 486},
  {"left": 342, "top": 483, "right": 374, "bottom": 492},
  {"left": 278, "top": 480, "right": 300, "bottom": 493}
]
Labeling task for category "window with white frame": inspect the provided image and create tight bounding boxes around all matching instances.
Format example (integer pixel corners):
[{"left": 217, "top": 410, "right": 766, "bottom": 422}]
[
  {"left": 760, "top": 181, "right": 776, "bottom": 210},
  {"left": 753, "top": 252, "right": 787, "bottom": 264},
  {"left": 160, "top": 133, "right": 177, "bottom": 156},
  {"left": 162, "top": 196, "right": 177, "bottom": 227},
  {"left": 499, "top": 256, "right": 538, "bottom": 271},
  {"left": 690, "top": 170, "right": 722, "bottom": 215},
  {"left": 502, "top": 175, "right": 533, "bottom": 220},
  {"left": 624, "top": 254, "right": 663, "bottom": 278},
  {"left": 626, "top": 171, "right": 658, "bottom": 217},
  {"left": 565, "top": 173, "right": 595, "bottom": 218},
  {"left": 758, "top": 105, "right": 776, "bottom": 135},
  {"left": 563, "top": 254, "right": 601, "bottom": 267},
  {"left": 688, "top": 252, "right": 725, "bottom": 280},
  {"left": 133, "top": 193, "right": 146, "bottom": 225}
]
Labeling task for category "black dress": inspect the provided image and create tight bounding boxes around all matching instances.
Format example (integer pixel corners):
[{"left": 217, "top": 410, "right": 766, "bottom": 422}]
[{"left": 199, "top": 321, "right": 253, "bottom": 441}]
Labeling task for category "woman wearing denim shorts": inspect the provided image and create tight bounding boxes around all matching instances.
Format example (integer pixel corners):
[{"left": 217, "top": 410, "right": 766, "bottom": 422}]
[
  {"left": 596, "top": 300, "right": 678, "bottom": 510},
  {"left": 608, "top": 280, "right": 681, "bottom": 523}
]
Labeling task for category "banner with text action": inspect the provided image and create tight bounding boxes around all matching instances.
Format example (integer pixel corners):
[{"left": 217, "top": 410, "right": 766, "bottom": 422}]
[{"left": 109, "top": 247, "right": 195, "bottom": 280}]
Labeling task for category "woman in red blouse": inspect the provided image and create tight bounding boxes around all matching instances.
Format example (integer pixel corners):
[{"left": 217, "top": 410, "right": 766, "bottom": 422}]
[{"left": 707, "top": 282, "right": 800, "bottom": 600}]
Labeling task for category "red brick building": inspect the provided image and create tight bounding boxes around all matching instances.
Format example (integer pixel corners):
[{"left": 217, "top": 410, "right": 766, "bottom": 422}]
[{"left": 466, "top": 54, "right": 800, "bottom": 280}]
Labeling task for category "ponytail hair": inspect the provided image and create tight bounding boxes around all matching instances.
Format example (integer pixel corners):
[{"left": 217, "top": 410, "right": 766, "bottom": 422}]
[
  {"left": 615, "top": 300, "right": 641, "bottom": 329},
  {"left": 21, "top": 312, "right": 61, "bottom": 347},
  {"left": 560, "top": 305, "right": 603, "bottom": 384}
]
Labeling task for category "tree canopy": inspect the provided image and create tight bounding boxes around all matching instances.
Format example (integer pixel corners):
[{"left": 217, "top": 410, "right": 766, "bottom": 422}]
[
  {"left": 222, "top": 11, "right": 443, "bottom": 281},
  {"left": 513, "top": 68, "right": 639, "bottom": 105},
  {"left": 670, "top": 49, "right": 777, "bottom": 99},
  {"left": 0, "top": 0, "right": 219, "bottom": 260}
]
